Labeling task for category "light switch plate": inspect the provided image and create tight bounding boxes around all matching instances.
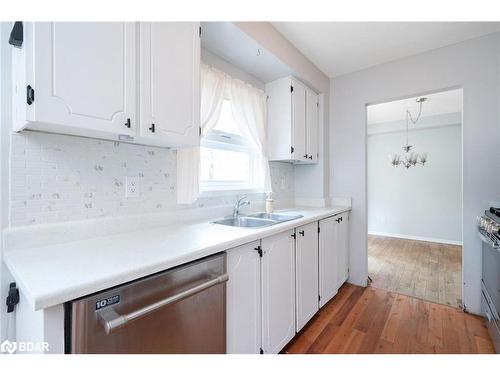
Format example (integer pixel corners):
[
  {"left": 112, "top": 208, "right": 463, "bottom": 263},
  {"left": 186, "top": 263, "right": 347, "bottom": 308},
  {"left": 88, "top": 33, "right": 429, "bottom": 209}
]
[{"left": 125, "top": 176, "right": 140, "bottom": 198}]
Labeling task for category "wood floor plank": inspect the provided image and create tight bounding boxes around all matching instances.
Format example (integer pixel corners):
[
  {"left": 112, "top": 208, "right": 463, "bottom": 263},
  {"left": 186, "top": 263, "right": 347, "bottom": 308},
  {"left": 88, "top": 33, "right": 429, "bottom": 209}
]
[
  {"left": 284, "top": 284, "right": 496, "bottom": 354},
  {"left": 380, "top": 293, "right": 407, "bottom": 343},
  {"left": 356, "top": 291, "right": 396, "bottom": 353},
  {"left": 284, "top": 283, "right": 358, "bottom": 353},
  {"left": 341, "top": 329, "right": 366, "bottom": 354}
]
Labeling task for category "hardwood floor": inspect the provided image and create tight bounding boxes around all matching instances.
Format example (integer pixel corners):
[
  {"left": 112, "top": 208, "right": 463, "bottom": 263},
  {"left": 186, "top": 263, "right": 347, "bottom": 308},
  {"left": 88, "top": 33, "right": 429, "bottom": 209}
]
[
  {"left": 283, "top": 283, "right": 495, "bottom": 354},
  {"left": 368, "top": 235, "right": 462, "bottom": 308}
]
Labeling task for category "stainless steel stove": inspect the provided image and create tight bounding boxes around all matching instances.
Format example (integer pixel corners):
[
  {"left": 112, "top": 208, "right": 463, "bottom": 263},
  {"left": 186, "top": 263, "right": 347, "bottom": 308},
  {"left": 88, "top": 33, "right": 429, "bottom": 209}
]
[{"left": 478, "top": 207, "right": 500, "bottom": 353}]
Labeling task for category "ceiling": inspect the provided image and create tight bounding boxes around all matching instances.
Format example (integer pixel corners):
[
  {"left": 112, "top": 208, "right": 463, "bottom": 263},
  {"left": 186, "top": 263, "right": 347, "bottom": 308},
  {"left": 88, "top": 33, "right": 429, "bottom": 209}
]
[
  {"left": 367, "top": 89, "right": 462, "bottom": 125},
  {"left": 201, "top": 22, "right": 293, "bottom": 83},
  {"left": 272, "top": 22, "right": 500, "bottom": 77}
]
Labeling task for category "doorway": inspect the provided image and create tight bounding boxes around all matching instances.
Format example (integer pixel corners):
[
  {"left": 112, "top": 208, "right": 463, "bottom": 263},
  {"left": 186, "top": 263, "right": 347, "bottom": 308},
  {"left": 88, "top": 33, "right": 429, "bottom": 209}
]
[{"left": 366, "top": 89, "right": 463, "bottom": 309}]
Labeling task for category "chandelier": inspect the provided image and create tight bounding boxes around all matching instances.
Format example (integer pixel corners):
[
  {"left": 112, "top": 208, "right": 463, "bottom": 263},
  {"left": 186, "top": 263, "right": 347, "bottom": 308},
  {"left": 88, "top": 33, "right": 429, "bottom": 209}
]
[{"left": 390, "top": 97, "right": 429, "bottom": 169}]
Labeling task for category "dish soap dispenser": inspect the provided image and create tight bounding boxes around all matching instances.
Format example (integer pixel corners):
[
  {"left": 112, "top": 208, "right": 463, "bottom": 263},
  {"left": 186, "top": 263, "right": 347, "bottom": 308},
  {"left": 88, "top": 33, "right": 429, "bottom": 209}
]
[{"left": 266, "top": 192, "right": 274, "bottom": 214}]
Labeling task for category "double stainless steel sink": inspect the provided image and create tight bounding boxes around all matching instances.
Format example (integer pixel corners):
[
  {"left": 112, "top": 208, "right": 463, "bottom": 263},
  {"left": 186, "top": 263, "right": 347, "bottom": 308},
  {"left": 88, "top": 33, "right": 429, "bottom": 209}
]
[{"left": 213, "top": 212, "right": 303, "bottom": 228}]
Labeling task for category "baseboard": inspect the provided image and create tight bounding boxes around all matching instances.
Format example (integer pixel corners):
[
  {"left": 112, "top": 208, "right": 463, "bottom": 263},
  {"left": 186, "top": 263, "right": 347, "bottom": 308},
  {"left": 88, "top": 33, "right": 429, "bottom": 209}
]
[{"left": 368, "top": 231, "right": 462, "bottom": 246}]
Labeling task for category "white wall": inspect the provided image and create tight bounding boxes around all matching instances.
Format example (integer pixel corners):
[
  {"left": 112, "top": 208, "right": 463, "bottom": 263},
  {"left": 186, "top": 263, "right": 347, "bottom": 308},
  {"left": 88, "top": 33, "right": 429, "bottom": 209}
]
[
  {"left": 201, "top": 48, "right": 265, "bottom": 90},
  {"left": 330, "top": 32, "right": 500, "bottom": 313},
  {"left": 368, "top": 122, "right": 462, "bottom": 244}
]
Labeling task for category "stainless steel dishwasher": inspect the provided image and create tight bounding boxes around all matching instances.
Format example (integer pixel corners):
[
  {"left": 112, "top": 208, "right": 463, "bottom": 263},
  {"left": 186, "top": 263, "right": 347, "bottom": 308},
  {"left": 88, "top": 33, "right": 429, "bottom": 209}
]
[{"left": 66, "top": 253, "right": 228, "bottom": 354}]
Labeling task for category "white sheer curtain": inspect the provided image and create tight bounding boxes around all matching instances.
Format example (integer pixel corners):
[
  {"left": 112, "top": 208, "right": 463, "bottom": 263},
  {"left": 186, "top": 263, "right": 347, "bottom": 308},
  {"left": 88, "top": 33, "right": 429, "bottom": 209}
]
[
  {"left": 177, "top": 64, "right": 272, "bottom": 204},
  {"left": 177, "top": 65, "right": 226, "bottom": 204},
  {"left": 227, "top": 78, "right": 272, "bottom": 192}
]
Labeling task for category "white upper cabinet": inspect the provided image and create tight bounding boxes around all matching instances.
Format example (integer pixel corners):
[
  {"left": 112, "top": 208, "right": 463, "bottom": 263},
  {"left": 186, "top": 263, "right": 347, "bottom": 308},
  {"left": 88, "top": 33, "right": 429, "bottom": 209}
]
[
  {"left": 292, "top": 80, "right": 307, "bottom": 161},
  {"left": 226, "top": 241, "right": 262, "bottom": 354},
  {"left": 261, "top": 230, "right": 296, "bottom": 354},
  {"left": 295, "top": 222, "right": 319, "bottom": 332},
  {"left": 16, "top": 22, "right": 137, "bottom": 138},
  {"left": 266, "top": 76, "right": 319, "bottom": 164},
  {"left": 139, "top": 22, "right": 200, "bottom": 148},
  {"left": 12, "top": 22, "right": 200, "bottom": 148},
  {"left": 305, "top": 88, "right": 319, "bottom": 163}
]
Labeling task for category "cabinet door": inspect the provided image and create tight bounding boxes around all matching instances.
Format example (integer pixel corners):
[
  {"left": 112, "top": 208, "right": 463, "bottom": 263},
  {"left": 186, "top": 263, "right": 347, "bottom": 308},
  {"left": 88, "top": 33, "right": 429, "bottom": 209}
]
[
  {"left": 338, "top": 213, "right": 350, "bottom": 286},
  {"left": 295, "top": 222, "right": 319, "bottom": 331},
  {"left": 226, "top": 241, "right": 262, "bottom": 354},
  {"left": 291, "top": 79, "right": 307, "bottom": 162},
  {"left": 305, "top": 89, "right": 319, "bottom": 163},
  {"left": 29, "top": 22, "right": 136, "bottom": 136},
  {"left": 319, "top": 216, "right": 340, "bottom": 308},
  {"left": 139, "top": 22, "right": 200, "bottom": 147},
  {"left": 261, "top": 230, "right": 296, "bottom": 354}
]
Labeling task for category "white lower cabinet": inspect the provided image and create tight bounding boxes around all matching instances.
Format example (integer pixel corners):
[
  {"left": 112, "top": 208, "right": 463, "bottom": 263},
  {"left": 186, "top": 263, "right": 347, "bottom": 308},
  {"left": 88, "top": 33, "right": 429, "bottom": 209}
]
[
  {"left": 226, "top": 241, "right": 262, "bottom": 354},
  {"left": 295, "top": 222, "right": 319, "bottom": 331},
  {"left": 337, "top": 212, "right": 350, "bottom": 286},
  {"left": 226, "top": 213, "right": 349, "bottom": 353},
  {"left": 261, "top": 230, "right": 296, "bottom": 354},
  {"left": 318, "top": 212, "right": 350, "bottom": 308},
  {"left": 319, "top": 216, "right": 340, "bottom": 308}
]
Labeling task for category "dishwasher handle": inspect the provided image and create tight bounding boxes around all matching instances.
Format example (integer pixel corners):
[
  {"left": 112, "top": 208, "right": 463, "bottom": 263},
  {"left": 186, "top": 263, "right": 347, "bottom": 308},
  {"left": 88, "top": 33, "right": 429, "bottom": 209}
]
[{"left": 97, "top": 273, "right": 229, "bottom": 335}]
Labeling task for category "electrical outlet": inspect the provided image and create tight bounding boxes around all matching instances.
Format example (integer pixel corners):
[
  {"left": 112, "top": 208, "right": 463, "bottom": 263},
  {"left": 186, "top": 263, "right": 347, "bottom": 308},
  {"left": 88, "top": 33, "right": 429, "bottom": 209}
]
[{"left": 125, "top": 176, "right": 140, "bottom": 198}]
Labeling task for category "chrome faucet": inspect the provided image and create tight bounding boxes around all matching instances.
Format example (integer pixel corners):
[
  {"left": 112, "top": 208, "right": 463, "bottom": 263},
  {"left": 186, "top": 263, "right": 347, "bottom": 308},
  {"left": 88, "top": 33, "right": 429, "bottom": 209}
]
[{"left": 233, "top": 196, "right": 250, "bottom": 217}]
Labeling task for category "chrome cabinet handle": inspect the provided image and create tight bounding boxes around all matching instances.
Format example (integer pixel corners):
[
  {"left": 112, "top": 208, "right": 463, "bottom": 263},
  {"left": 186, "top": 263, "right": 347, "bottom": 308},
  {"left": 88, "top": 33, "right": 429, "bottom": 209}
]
[{"left": 97, "top": 273, "right": 229, "bottom": 335}]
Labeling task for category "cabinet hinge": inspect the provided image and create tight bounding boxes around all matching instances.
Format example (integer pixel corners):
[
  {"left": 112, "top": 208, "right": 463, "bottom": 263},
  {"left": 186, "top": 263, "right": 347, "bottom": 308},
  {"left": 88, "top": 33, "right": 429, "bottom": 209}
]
[
  {"left": 290, "top": 85, "right": 294, "bottom": 93},
  {"left": 26, "top": 85, "right": 34, "bottom": 105},
  {"left": 291, "top": 146, "right": 294, "bottom": 154},
  {"left": 199, "top": 126, "right": 202, "bottom": 136},
  {"left": 199, "top": 26, "right": 202, "bottom": 38},
  {"left": 260, "top": 348, "right": 264, "bottom": 354},
  {"left": 318, "top": 226, "right": 320, "bottom": 234},
  {"left": 318, "top": 295, "right": 321, "bottom": 302},
  {"left": 254, "top": 245, "right": 263, "bottom": 257}
]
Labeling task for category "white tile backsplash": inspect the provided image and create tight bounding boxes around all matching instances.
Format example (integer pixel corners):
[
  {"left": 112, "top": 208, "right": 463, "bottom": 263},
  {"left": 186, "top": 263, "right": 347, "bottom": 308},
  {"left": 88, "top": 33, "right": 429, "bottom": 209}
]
[{"left": 9, "top": 131, "right": 294, "bottom": 226}]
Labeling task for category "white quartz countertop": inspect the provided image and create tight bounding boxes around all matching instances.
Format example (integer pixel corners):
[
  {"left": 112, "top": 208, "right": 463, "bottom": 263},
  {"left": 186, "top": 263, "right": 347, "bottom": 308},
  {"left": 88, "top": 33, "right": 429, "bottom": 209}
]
[{"left": 4, "top": 206, "right": 350, "bottom": 310}]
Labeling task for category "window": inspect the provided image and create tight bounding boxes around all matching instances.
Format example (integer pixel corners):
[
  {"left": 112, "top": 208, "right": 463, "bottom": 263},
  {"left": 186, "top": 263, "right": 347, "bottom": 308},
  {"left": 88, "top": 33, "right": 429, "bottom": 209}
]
[{"left": 200, "top": 99, "right": 260, "bottom": 192}]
